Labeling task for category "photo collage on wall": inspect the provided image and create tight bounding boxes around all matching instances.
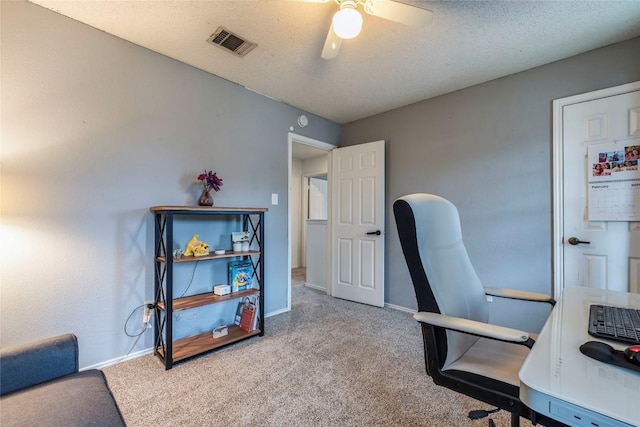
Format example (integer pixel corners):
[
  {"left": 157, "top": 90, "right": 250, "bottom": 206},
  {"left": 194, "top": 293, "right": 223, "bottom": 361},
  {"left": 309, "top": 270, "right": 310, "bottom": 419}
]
[{"left": 592, "top": 145, "right": 640, "bottom": 176}]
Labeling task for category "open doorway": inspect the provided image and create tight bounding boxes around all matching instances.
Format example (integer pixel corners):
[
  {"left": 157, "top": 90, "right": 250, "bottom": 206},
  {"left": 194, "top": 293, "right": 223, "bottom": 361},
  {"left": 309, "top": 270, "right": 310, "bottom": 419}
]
[
  {"left": 300, "top": 173, "right": 328, "bottom": 291},
  {"left": 288, "top": 133, "right": 335, "bottom": 311}
]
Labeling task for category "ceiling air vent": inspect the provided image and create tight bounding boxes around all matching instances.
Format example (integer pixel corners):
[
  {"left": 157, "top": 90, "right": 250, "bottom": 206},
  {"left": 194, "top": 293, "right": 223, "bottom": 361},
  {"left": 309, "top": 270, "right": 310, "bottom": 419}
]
[{"left": 207, "top": 27, "right": 257, "bottom": 58}]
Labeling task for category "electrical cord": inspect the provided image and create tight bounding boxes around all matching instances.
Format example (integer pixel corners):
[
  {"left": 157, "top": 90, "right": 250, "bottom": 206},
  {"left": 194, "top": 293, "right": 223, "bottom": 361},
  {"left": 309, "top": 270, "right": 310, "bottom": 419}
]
[
  {"left": 124, "top": 304, "right": 149, "bottom": 338},
  {"left": 115, "top": 304, "right": 152, "bottom": 363},
  {"left": 121, "top": 327, "right": 146, "bottom": 359},
  {"left": 122, "top": 260, "right": 198, "bottom": 337},
  {"left": 118, "top": 260, "right": 199, "bottom": 362},
  {"left": 178, "top": 260, "right": 199, "bottom": 298}
]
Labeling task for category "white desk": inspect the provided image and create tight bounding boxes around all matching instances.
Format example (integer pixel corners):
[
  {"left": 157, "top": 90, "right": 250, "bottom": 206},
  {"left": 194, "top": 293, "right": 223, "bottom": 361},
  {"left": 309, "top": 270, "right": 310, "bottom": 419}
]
[{"left": 519, "top": 287, "right": 640, "bottom": 427}]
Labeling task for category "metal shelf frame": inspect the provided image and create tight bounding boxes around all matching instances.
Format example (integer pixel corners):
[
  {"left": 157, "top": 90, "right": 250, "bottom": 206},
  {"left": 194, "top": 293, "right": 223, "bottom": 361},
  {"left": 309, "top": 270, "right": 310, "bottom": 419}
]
[{"left": 151, "top": 206, "right": 266, "bottom": 369}]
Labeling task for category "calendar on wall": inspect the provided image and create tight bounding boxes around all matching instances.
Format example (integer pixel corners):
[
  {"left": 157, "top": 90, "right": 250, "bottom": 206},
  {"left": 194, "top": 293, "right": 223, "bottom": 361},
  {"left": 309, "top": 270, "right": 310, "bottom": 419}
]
[{"left": 587, "top": 139, "right": 640, "bottom": 221}]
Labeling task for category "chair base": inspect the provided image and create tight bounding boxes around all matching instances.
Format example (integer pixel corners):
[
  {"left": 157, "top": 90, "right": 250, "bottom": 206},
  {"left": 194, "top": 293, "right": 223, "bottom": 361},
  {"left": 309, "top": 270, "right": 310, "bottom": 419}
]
[
  {"left": 470, "top": 408, "right": 519, "bottom": 427},
  {"left": 510, "top": 412, "right": 519, "bottom": 427}
]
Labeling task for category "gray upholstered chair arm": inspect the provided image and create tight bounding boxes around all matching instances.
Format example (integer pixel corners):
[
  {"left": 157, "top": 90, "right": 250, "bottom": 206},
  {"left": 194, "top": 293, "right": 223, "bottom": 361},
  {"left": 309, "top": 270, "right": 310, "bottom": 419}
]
[
  {"left": 413, "top": 311, "right": 533, "bottom": 346},
  {"left": 484, "top": 287, "right": 556, "bottom": 305},
  {"left": 0, "top": 333, "right": 79, "bottom": 396}
]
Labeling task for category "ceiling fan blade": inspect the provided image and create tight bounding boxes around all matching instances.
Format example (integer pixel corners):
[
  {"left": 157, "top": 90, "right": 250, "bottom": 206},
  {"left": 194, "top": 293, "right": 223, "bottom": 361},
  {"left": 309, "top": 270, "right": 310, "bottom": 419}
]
[
  {"left": 363, "top": 0, "right": 433, "bottom": 26},
  {"left": 321, "top": 24, "right": 342, "bottom": 60}
]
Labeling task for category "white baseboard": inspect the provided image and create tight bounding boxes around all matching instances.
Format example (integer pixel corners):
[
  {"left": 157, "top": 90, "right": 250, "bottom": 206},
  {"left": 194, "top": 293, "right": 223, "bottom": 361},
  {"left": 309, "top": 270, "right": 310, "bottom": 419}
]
[
  {"left": 384, "top": 302, "right": 416, "bottom": 314},
  {"left": 304, "top": 282, "right": 327, "bottom": 292},
  {"left": 266, "top": 306, "right": 290, "bottom": 317},
  {"left": 82, "top": 347, "right": 154, "bottom": 371}
]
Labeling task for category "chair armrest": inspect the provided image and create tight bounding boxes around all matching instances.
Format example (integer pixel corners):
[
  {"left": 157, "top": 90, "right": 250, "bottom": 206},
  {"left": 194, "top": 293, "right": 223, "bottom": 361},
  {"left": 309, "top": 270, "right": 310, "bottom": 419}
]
[
  {"left": 0, "top": 333, "right": 79, "bottom": 396},
  {"left": 484, "top": 287, "right": 556, "bottom": 306},
  {"left": 413, "top": 311, "right": 534, "bottom": 348}
]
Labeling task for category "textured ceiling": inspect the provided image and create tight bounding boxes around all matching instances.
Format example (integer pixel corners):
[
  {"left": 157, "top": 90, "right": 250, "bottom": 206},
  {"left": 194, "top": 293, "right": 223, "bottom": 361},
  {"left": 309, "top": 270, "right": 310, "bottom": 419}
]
[{"left": 30, "top": 0, "right": 640, "bottom": 124}]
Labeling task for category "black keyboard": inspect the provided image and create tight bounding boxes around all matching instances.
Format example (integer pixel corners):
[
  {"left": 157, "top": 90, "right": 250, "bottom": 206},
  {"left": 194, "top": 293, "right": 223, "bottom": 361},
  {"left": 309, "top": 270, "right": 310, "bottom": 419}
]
[{"left": 588, "top": 304, "right": 640, "bottom": 344}]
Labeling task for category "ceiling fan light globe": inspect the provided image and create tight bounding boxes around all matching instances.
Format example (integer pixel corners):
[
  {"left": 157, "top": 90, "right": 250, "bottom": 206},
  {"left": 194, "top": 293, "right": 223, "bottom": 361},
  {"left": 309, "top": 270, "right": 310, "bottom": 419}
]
[{"left": 332, "top": 7, "right": 362, "bottom": 39}]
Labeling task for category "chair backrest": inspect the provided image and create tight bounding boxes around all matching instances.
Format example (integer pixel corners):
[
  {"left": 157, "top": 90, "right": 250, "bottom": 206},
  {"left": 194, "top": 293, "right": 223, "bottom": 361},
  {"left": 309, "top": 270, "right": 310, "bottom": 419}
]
[{"left": 394, "top": 193, "right": 489, "bottom": 367}]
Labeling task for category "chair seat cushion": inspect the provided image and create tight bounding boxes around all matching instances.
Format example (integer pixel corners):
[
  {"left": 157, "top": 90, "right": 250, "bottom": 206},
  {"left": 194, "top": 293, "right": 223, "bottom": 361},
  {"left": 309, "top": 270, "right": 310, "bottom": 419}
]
[
  {"left": 0, "top": 369, "right": 125, "bottom": 427},
  {"left": 444, "top": 334, "right": 538, "bottom": 387}
]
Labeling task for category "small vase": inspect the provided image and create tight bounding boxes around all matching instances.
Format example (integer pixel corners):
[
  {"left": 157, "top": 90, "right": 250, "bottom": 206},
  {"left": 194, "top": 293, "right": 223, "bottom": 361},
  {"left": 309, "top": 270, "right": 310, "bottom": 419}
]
[{"left": 198, "top": 189, "right": 213, "bottom": 206}]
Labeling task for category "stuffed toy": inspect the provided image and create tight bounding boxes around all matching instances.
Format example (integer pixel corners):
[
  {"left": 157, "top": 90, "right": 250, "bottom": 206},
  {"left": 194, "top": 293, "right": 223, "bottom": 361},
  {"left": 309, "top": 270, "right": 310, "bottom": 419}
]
[{"left": 183, "top": 234, "right": 210, "bottom": 257}]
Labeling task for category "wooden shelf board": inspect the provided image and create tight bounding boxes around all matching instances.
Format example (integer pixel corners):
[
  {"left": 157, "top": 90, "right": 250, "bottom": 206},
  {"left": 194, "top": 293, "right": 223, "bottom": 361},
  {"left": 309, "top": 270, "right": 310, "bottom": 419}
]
[
  {"left": 157, "top": 326, "right": 261, "bottom": 362},
  {"left": 157, "top": 288, "right": 260, "bottom": 311},
  {"left": 156, "top": 250, "right": 260, "bottom": 263},
  {"left": 151, "top": 206, "right": 268, "bottom": 213}
]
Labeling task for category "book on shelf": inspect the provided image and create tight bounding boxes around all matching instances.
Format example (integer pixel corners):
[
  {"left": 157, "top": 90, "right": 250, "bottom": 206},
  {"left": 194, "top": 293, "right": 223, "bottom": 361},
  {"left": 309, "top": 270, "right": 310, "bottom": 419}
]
[
  {"left": 251, "top": 297, "right": 259, "bottom": 331},
  {"left": 239, "top": 300, "right": 256, "bottom": 332},
  {"left": 234, "top": 300, "right": 244, "bottom": 326},
  {"left": 235, "top": 295, "right": 259, "bottom": 332},
  {"left": 228, "top": 259, "right": 253, "bottom": 292}
]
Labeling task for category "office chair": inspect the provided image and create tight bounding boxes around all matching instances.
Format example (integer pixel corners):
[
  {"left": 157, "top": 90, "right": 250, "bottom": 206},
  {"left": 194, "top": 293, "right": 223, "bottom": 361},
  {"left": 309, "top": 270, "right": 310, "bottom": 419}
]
[{"left": 393, "top": 194, "right": 556, "bottom": 427}]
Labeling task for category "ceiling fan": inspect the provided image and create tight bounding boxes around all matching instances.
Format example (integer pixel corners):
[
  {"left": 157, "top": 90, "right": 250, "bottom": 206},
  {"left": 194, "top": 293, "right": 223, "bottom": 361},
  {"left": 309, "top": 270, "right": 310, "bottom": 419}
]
[{"left": 308, "top": 0, "right": 433, "bottom": 60}]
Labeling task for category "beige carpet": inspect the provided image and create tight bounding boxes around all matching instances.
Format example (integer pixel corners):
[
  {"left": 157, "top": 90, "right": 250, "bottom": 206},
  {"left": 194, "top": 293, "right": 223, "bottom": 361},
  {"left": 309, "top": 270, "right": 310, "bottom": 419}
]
[{"left": 104, "top": 276, "right": 534, "bottom": 426}]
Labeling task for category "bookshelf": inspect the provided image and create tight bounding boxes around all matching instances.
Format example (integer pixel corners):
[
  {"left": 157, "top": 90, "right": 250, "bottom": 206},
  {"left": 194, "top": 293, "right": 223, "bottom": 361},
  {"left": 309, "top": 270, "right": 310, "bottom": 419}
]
[{"left": 150, "top": 206, "right": 267, "bottom": 370}]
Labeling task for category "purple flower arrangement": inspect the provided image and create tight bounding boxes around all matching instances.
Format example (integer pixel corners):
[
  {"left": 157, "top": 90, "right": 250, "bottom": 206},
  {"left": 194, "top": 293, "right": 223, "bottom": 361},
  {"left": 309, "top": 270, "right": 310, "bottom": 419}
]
[{"left": 197, "top": 170, "right": 223, "bottom": 192}]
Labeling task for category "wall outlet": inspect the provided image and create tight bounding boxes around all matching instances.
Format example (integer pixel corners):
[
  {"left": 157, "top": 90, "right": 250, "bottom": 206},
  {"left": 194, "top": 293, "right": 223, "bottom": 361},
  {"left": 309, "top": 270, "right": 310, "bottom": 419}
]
[{"left": 143, "top": 300, "right": 154, "bottom": 323}]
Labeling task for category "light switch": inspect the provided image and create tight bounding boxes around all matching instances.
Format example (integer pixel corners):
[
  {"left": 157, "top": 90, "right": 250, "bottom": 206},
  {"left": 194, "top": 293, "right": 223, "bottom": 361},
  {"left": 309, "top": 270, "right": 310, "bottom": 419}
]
[{"left": 271, "top": 193, "right": 278, "bottom": 205}]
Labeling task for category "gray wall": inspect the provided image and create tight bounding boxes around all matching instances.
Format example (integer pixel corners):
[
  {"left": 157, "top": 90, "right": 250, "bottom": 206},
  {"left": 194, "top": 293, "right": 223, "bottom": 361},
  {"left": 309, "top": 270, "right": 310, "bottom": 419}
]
[
  {"left": 0, "top": 1, "right": 340, "bottom": 367},
  {"left": 342, "top": 37, "right": 640, "bottom": 331},
  {"left": 2, "top": 0, "right": 639, "bottom": 366}
]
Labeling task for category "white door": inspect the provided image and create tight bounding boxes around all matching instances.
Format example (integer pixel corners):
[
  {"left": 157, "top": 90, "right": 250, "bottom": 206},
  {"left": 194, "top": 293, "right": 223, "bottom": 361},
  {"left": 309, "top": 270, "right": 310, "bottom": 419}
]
[
  {"left": 555, "top": 83, "right": 640, "bottom": 299},
  {"left": 330, "top": 140, "right": 385, "bottom": 307}
]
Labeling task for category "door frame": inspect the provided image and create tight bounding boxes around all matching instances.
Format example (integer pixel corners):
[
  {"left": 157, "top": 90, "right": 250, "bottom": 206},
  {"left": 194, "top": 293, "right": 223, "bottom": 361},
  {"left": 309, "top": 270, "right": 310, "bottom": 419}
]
[
  {"left": 552, "top": 81, "right": 640, "bottom": 300},
  {"left": 287, "top": 133, "right": 335, "bottom": 312}
]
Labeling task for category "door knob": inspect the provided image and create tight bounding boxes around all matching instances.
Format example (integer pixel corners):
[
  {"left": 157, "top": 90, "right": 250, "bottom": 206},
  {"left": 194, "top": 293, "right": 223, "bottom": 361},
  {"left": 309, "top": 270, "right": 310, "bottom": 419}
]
[
  {"left": 366, "top": 230, "right": 382, "bottom": 236},
  {"left": 567, "top": 237, "right": 590, "bottom": 245}
]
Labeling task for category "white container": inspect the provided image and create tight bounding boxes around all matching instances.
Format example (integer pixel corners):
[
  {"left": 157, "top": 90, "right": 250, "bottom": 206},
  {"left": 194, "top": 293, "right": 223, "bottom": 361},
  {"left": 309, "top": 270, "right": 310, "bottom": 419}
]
[
  {"left": 233, "top": 242, "right": 242, "bottom": 252},
  {"left": 241, "top": 241, "right": 250, "bottom": 252},
  {"left": 212, "top": 324, "right": 228, "bottom": 339},
  {"left": 213, "top": 284, "right": 231, "bottom": 296}
]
